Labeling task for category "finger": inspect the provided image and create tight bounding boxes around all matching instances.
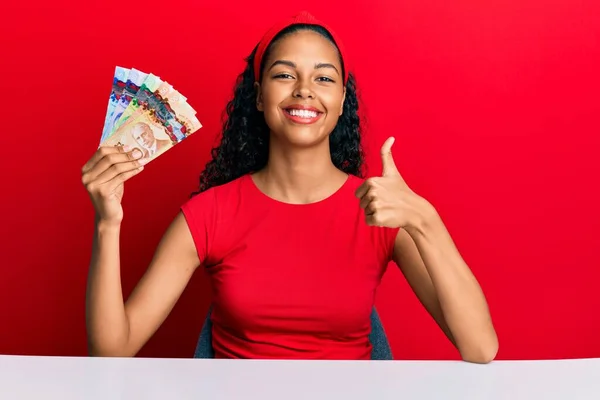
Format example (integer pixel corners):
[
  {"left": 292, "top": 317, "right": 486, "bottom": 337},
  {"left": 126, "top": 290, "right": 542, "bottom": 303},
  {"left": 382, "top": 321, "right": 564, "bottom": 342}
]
[
  {"left": 83, "top": 148, "right": 144, "bottom": 185},
  {"left": 354, "top": 177, "right": 380, "bottom": 199},
  {"left": 364, "top": 200, "right": 378, "bottom": 215},
  {"left": 366, "top": 207, "right": 390, "bottom": 226},
  {"left": 93, "top": 153, "right": 146, "bottom": 185},
  {"left": 104, "top": 164, "right": 146, "bottom": 192},
  {"left": 82, "top": 145, "right": 127, "bottom": 175},
  {"left": 381, "top": 137, "right": 400, "bottom": 177},
  {"left": 355, "top": 181, "right": 369, "bottom": 199},
  {"left": 359, "top": 191, "right": 376, "bottom": 209},
  {"left": 365, "top": 214, "right": 381, "bottom": 227}
]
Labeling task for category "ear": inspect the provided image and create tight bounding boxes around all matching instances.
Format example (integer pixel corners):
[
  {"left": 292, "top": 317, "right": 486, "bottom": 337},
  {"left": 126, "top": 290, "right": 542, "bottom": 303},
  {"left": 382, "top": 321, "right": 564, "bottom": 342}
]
[
  {"left": 339, "top": 86, "right": 346, "bottom": 116},
  {"left": 254, "top": 81, "right": 264, "bottom": 112}
]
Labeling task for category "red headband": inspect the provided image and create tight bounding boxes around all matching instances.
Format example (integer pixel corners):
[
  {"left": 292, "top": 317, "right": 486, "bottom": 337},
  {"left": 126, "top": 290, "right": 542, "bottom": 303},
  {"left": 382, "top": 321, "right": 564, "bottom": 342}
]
[{"left": 253, "top": 11, "right": 349, "bottom": 85}]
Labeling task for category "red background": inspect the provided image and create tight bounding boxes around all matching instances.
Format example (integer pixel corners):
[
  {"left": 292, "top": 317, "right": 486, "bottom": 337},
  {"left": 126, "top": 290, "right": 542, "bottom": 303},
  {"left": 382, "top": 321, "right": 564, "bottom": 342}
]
[{"left": 1, "top": 0, "right": 599, "bottom": 360}]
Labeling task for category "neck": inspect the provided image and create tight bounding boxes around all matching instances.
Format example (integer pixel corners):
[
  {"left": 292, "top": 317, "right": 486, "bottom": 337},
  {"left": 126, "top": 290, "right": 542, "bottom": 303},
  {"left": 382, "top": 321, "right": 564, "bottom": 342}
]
[{"left": 254, "top": 136, "right": 347, "bottom": 204}]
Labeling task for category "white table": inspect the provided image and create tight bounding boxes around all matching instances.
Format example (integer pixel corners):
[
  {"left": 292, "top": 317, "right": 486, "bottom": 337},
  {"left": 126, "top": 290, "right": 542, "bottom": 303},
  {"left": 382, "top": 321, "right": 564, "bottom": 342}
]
[{"left": 0, "top": 355, "right": 598, "bottom": 399}]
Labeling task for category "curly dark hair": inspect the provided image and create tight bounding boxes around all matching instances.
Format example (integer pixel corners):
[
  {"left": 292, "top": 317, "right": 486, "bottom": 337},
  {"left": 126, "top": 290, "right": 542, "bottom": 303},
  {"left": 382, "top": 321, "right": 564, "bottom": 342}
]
[{"left": 195, "top": 23, "right": 365, "bottom": 195}]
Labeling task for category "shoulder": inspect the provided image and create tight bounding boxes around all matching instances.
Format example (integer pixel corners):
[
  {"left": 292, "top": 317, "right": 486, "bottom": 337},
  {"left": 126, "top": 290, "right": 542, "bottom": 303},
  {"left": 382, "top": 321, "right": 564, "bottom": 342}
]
[
  {"left": 182, "top": 174, "right": 248, "bottom": 213},
  {"left": 180, "top": 174, "right": 254, "bottom": 230},
  {"left": 179, "top": 174, "right": 250, "bottom": 263}
]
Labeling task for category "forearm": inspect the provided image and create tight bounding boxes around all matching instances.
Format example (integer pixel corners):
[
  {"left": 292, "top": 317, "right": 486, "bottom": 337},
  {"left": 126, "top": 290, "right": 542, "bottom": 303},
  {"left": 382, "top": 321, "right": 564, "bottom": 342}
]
[
  {"left": 85, "top": 219, "right": 131, "bottom": 356},
  {"left": 408, "top": 206, "right": 498, "bottom": 363}
]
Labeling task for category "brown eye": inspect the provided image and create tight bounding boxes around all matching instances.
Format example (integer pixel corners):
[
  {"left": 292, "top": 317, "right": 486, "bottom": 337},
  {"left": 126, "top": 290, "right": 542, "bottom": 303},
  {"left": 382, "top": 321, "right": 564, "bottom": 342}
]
[
  {"left": 274, "top": 73, "right": 294, "bottom": 79},
  {"left": 317, "top": 76, "right": 334, "bottom": 83}
]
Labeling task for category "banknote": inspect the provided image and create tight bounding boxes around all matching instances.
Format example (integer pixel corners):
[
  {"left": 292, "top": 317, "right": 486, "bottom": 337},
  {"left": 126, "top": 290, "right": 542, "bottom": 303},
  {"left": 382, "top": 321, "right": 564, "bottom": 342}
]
[
  {"left": 114, "top": 79, "right": 199, "bottom": 143},
  {"left": 106, "top": 73, "right": 163, "bottom": 138},
  {"left": 102, "top": 68, "right": 148, "bottom": 140},
  {"left": 114, "top": 87, "right": 201, "bottom": 145},
  {"left": 100, "top": 104, "right": 202, "bottom": 165},
  {"left": 99, "top": 66, "right": 202, "bottom": 164},
  {"left": 156, "top": 81, "right": 188, "bottom": 104},
  {"left": 150, "top": 84, "right": 199, "bottom": 142},
  {"left": 99, "top": 66, "right": 129, "bottom": 143}
]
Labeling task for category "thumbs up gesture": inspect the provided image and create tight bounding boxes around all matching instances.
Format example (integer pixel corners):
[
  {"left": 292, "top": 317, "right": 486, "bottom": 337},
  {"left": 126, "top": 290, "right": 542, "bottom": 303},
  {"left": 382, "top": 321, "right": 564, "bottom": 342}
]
[{"left": 355, "top": 137, "right": 431, "bottom": 229}]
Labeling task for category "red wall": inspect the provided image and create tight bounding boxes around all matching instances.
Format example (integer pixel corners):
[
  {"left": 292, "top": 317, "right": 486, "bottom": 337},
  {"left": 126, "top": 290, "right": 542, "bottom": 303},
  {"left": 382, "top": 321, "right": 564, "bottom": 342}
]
[{"left": 1, "top": 0, "right": 599, "bottom": 360}]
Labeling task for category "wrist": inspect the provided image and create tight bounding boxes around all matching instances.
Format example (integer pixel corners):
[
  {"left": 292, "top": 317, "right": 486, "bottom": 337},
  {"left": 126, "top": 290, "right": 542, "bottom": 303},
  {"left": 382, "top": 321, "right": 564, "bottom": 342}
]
[
  {"left": 406, "top": 197, "right": 439, "bottom": 237},
  {"left": 95, "top": 216, "right": 122, "bottom": 233}
]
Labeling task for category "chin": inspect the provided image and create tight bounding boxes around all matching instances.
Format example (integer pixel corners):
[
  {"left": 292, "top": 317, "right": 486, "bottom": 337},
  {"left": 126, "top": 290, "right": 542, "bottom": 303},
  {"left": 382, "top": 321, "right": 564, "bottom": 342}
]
[{"left": 276, "top": 126, "right": 330, "bottom": 148}]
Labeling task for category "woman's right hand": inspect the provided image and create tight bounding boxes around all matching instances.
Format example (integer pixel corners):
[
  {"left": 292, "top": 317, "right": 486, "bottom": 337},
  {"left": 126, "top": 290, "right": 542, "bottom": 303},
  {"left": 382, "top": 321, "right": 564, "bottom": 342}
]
[{"left": 81, "top": 145, "right": 147, "bottom": 226}]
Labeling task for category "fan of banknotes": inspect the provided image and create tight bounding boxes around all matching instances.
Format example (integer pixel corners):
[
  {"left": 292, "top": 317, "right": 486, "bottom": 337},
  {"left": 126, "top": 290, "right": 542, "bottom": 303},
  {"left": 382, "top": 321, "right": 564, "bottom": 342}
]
[{"left": 99, "top": 66, "right": 202, "bottom": 164}]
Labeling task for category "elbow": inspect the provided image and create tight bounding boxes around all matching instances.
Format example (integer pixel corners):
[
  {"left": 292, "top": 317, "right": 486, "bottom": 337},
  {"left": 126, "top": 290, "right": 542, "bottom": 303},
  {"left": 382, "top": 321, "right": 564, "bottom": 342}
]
[
  {"left": 88, "top": 345, "right": 122, "bottom": 358},
  {"left": 461, "top": 348, "right": 497, "bottom": 364},
  {"left": 88, "top": 347, "right": 133, "bottom": 358},
  {"left": 86, "top": 320, "right": 134, "bottom": 357},
  {"left": 89, "top": 347, "right": 123, "bottom": 357},
  {"left": 87, "top": 339, "right": 134, "bottom": 358},
  {"left": 459, "top": 336, "right": 499, "bottom": 364}
]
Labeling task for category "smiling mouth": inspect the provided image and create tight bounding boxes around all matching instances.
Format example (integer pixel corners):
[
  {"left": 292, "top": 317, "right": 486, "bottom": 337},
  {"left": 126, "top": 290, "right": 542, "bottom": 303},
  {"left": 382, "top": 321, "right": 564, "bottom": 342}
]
[
  {"left": 284, "top": 108, "right": 321, "bottom": 118},
  {"left": 282, "top": 107, "right": 325, "bottom": 125}
]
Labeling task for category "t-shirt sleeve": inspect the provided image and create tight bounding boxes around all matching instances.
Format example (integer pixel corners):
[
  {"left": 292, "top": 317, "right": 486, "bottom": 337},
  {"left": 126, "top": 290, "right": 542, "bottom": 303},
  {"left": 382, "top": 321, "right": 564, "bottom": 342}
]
[
  {"left": 180, "top": 189, "right": 217, "bottom": 266},
  {"left": 383, "top": 226, "right": 401, "bottom": 264}
]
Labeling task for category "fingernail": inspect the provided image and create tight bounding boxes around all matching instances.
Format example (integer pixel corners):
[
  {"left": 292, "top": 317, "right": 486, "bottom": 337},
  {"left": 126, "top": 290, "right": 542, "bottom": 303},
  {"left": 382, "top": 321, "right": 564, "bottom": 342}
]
[
  {"left": 132, "top": 149, "right": 143, "bottom": 159},
  {"left": 139, "top": 158, "right": 149, "bottom": 165},
  {"left": 123, "top": 145, "right": 131, "bottom": 152}
]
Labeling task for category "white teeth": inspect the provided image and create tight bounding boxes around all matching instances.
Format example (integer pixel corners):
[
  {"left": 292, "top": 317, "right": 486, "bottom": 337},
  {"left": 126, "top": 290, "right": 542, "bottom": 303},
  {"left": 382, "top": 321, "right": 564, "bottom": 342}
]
[{"left": 288, "top": 109, "right": 318, "bottom": 118}]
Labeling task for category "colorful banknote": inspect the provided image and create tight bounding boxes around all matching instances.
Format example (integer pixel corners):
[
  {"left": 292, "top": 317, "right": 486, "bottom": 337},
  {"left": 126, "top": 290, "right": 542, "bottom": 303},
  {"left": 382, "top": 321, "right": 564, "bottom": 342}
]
[
  {"left": 99, "top": 66, "right": 129, "bottom": 143},
  {"left": 99, "top": 66, "right": 202, "bottom": 165},
  {"left": 151, "top": 86, "right": 199, "bottom": 142},
  {"left": 102, "top": 68, "right": 148, "bottom": 141},
  {"left": 110, "top": 73, "right": 164, "bottom": 133}
]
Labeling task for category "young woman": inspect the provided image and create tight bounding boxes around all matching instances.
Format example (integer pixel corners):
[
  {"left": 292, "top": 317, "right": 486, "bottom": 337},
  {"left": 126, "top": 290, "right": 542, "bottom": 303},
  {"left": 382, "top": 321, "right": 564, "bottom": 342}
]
[{"left": 82, "top": 12, "right": 498, "bottom": 363}]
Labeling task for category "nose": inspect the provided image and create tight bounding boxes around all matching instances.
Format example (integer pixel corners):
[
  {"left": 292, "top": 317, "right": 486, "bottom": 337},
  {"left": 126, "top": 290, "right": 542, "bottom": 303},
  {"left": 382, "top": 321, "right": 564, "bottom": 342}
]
[{"left": 292, "top": 79, "right": 315, "bottom": 99}]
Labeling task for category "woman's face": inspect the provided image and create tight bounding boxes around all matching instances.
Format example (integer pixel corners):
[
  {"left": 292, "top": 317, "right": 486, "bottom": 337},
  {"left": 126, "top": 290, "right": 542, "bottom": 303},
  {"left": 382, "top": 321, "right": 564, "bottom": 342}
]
[{"left": 256, "top": 30, "right": 346, "bottom": 148}]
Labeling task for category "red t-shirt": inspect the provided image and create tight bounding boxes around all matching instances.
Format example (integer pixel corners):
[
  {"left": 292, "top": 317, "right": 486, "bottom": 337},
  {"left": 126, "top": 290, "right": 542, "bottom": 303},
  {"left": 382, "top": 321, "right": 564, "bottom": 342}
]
[{"left": 180, "top": 173, "right": 399, "bottom": 359}]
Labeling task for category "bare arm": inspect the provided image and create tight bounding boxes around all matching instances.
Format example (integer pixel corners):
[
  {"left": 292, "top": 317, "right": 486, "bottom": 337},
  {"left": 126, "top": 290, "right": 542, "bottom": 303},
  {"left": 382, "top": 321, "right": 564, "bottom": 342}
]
[
  {"left": 81, "top": 145, "right": 202, "bottom": 357},
  {"left": 356, "top": 137, "right": 498, "bottom": 364},
  {"left": 86, "top": 212, "right": 199, "bottom": 357},
  {"left": 392, "top": 208, "right": 498, "bottom": 364}
]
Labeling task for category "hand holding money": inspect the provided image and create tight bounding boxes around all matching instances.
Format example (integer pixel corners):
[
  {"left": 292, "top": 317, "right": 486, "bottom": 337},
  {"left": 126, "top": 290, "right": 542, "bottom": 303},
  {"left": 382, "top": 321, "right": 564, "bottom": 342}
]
[
  {"left": 81, "top": 146, "right": 146, "bottom": 225},
  {"left": 82, "top": 66, "right": 203, "bottom": 225}
]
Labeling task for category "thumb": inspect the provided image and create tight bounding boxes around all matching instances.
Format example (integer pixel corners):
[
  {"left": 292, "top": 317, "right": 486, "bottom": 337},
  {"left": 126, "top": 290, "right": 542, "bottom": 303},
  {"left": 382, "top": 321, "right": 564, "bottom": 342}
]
[{"left": 381, "top": 137, "right": 399, "bottom": 176}]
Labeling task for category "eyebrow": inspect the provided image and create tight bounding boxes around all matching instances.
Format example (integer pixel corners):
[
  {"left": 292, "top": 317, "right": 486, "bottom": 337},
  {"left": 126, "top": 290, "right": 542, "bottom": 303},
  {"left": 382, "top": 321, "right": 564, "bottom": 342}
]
[{"left": 268, "top": 60, "right": 340, "bottom": 76}]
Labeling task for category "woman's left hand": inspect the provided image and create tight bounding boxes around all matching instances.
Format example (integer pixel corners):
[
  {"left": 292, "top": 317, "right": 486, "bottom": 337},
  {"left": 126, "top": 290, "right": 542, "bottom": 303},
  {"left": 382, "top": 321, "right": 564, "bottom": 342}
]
[{"left": 355, "top": 137, "right": 433, "bottom": 230}]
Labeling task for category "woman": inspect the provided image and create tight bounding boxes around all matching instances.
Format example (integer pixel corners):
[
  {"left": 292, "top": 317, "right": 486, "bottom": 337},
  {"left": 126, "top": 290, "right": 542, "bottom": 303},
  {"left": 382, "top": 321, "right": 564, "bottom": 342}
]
[{"left": 82, "top": 11, "right": 498, "bottom": 363}]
